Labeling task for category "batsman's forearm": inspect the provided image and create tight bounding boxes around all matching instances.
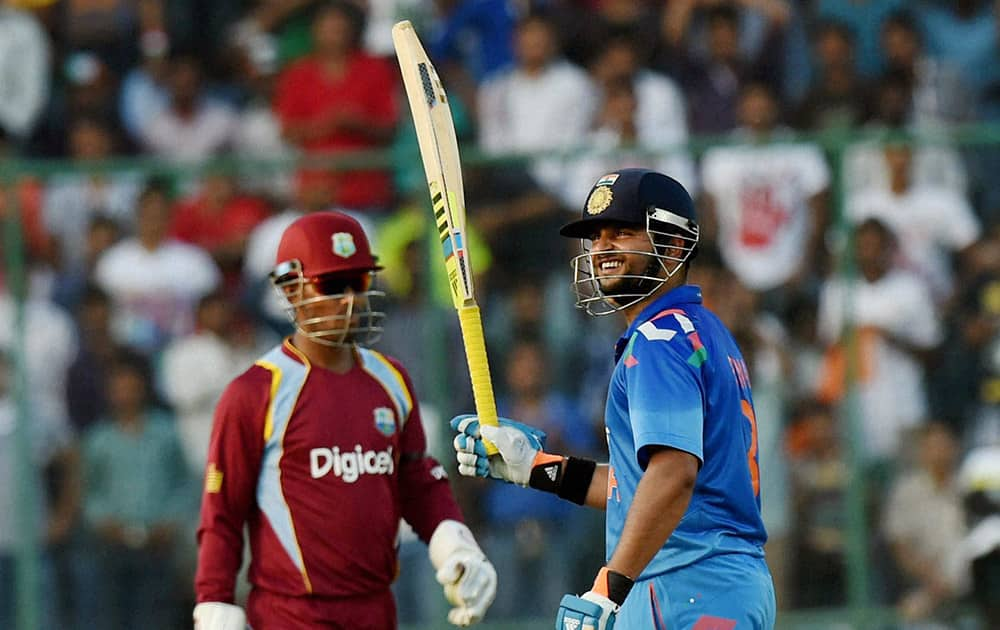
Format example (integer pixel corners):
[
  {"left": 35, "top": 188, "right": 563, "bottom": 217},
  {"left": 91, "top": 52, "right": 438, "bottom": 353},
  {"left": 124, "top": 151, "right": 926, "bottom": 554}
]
[
  {"left": 606, "top": 449, "right": 697, "bottom": 579},
  {"left": 585, "top": 464, "right": 610, "bottom": 510}
]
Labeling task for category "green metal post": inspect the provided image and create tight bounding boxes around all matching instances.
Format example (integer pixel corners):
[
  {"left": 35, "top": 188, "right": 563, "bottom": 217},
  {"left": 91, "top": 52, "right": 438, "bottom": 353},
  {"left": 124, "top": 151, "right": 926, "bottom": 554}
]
[{"left": 827, "top": 136, "right": 872, "bottom": 625}]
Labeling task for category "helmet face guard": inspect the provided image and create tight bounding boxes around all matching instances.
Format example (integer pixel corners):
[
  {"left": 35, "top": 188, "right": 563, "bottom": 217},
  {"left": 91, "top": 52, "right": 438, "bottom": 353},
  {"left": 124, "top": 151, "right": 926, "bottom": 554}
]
[
  {"left": 270, "top": 260, "right": 385, "bottom": 347},
  {"left": 569, "top": 208, "right": 699, "bottom": 316}
]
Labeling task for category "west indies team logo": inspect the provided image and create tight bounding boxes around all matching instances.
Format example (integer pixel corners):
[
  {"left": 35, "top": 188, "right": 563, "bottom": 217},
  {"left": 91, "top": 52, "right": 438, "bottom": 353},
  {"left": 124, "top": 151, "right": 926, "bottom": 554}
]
[
  {"left": 374, "top": 407, "right": 396, "bottom": 437},
  {"left": 332, "top": 232, "right": 357, "bottom": 258}
]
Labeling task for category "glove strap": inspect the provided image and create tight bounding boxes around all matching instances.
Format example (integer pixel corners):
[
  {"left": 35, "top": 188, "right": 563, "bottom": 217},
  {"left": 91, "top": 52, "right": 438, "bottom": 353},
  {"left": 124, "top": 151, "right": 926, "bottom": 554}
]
[
  {"left": 592, "top": 567, "right": 635, "bottom": 607},
  {"left": 528, "top": 454, "right": 596, "bottom": 505}
]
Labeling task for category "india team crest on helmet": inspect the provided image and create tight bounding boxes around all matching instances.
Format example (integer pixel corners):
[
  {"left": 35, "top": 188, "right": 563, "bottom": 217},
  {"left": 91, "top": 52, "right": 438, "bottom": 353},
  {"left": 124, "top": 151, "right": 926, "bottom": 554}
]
[
  {"left": 373, "top": 407, "right": 396, "bottom": 436},
  {"left": 586, "top": 186, "right": 614, "bottom": 215},
  {"left": 331, "top": 232, "right": 357, "bottom": 258}
]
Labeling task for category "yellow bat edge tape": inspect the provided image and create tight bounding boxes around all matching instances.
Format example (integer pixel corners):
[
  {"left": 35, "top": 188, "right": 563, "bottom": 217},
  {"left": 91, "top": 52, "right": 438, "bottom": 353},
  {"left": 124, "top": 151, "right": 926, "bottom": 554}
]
[{"left": 457, "top": 305, "right": 499, "bottom": 456}]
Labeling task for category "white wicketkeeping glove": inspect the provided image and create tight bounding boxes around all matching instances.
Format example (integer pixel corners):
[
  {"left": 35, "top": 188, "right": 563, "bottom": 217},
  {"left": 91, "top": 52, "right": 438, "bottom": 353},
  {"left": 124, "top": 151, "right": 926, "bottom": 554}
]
[
  {"left": 428, "top": 519, "right": 497, "bottom": 626},
  {"left": 450, "top": 415, "right": 547, "bottom": 486},
  {"left": 193, "top": 602, "right": 246, "bottom": 630}
]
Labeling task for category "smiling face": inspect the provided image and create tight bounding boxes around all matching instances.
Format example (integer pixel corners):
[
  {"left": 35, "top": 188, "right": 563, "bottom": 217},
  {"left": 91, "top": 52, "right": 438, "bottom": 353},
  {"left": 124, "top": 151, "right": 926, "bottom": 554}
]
[{"left": 587, "top": 223, "right": 662, "bottom": 298}]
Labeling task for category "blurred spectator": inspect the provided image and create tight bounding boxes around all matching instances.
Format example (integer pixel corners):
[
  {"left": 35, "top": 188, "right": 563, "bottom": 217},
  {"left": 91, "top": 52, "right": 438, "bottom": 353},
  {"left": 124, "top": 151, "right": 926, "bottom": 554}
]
[
  {"left": 94, "top": 182, "right": 221, "bottom": 353},
  {"left": 429, "top": 0, "right": 516, "bottom": 83},
  {"left": 141, "top": 54, "right": 238, "bottom": 161},
  {"left": 0, "top": 350, "right": 79, "bottom": 630},
  {"left": 0, "top": 0, "right": 50, "bottom": 141},
  {"left": 787, "top": 400, "right": 848, "bottom": 608},
  {"left": 814, "top": 0, "right": 904, "bottom": 79},
  {"left": 558, "top": 76, "right": 695, "bottom": 232},
  {"left": 76, "top": 350, "right": 190, "bottom": 630},
  {"left": 845, "top": 138, "right": 980, "bottom": 303},
  {"left": 65, "top": 285, "right": 122, "bottom": 433},
  {"left": 274, "top": 0, "right": 398, "bottom": 211},
  {"left": 362, "top": 0, "right": 432, "bottom": 58},
  {"left": 883, "top": 422, "right": 966, "bottom": 625},
  {"left": 42, "top": 115, "right": 142, "bottom": 270},
  {"left": 796, "top": 20, "right": 869, "bottom": 131},
  {"left": 557, "top": 0, "right": 662, "bottom": 69},
  {"left": 950, "top": 444, "right": 1000, "bottom": 627},
  {"left": 0, "top": 273, "right": 78, "bottom": 442},
  {"left": 843, "top": 103, "right": 969, "bottom": 198},
  {"left": 932, "top": 242, "right": 1000, "bottom": 437},
  {"left": 169, "top": 174, "right": 269, "bottom": 283},
  {"left": 480, "top": 338, "right": 601, "bottom": 619},
  {"left": 51, "top": 215, "right": 120, "bottom": 312},
  {"left": 911, "top": 0, "right": 1000, "bottom": 120},
  {"left": 58, "top": 0, "right": 150, "bottom": 75},
  {"left": 881, "top": 10, "right": 973, "bottom": 128},
  {"left": 589, "top": 35, "right": 689, "bottom": 151},
  {"left": 700, "top": 81, "right": 831, "bottom": 305},
  {"left": 477, "top": 13, "right": 595, "bottom": 194},
  {"left": 118, "top": 27, "right": 170, "bottom": 145},
  {"left": 661, "top": 2, "right": 788, "bottom": 135},
  {"left": 817, "top": 218, "right": 941, "bottom": 463},
  {"left": 228, "top": 26, "right": 294, "bottom": 199},
  {"left": 33, "top": 51, "right": 122, "bottom": 157},
  {"left": 0, "top": 127, "right": 53, "bottom": 265},
  {"left": 160, "top": 291, "right": 258, "bottom": 476}
]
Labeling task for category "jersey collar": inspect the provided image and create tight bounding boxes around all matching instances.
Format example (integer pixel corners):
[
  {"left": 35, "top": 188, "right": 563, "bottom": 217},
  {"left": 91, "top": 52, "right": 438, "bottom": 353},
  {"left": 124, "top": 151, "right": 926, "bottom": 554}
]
[{"left": 615, "top": 285, "right": 703, "bottom": 360}]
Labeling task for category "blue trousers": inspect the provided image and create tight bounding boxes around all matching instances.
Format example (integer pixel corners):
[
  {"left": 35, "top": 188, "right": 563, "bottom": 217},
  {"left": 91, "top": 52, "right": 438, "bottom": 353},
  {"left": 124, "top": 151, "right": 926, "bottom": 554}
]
[{"left": 617, "top": 554, "right": 775, "bottom": 629}]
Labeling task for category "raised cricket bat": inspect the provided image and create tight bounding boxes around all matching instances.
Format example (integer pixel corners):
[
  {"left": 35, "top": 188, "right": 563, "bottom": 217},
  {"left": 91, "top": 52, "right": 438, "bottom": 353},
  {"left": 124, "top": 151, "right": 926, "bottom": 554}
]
[{"left": 392, "top": 20, "right": 499, "bottom": 454}]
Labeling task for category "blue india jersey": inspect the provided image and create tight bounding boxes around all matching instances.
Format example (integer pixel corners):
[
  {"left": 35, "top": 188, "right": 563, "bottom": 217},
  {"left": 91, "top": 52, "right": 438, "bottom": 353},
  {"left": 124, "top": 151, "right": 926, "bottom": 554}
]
[{"left": 604, "top": 285, "right": 767, "bottom": 578}]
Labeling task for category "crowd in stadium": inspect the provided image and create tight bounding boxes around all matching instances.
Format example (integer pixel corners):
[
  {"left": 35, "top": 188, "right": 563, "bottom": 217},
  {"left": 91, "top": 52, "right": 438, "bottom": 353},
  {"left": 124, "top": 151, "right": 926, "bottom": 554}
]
[{"left": 0, "top": 0, "right": 998, "bottom": 628}]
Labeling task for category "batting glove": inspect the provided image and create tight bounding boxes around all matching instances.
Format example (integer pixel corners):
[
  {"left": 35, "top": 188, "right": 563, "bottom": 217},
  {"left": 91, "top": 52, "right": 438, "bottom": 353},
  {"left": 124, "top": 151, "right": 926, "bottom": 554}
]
[
  {"left": 429, "top": 519, "right": 497, "bottom": 626},
  {"left": 451, "top": 415, "right": 548, "bottom": 486},
  {"left": 193, "top": 602, "right": 246, "bottom": 630},
  {"left": 555, "top": 568, "right": 634, "bottom": 630}
]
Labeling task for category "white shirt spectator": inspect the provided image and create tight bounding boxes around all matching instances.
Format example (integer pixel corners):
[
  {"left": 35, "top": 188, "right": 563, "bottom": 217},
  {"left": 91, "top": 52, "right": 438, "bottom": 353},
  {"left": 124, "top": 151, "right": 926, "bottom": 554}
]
[
  {"left": 94, "top": 239, "right": 221, "bottom": 351},
  {"left": 161, "top": 330, "right": 255, "bottom": 475},
  {"left": 233, "top": 102, "right": 294, "bottom": 198},
  {"left": 478, "top": 60, "right": 595, "bottom": 193},
  {"left": 818, "top": 270, "right": 942, "bottom": 459},
  {"left": 846, "top": 187, "right": 980, "bottom": 302},
  {"left": 844, "top": 141, "right": 968, "bottom": 196},
  {"left": 701, "top": 138, "right": 830, "bottom": 290},
  {"left": 0, "top": 293, "right": 78, "bottom": 432},
  {"left": 0, "top": 7, "right": 49, "bottom": 138},
  {"left": 43, "top": 173, "right": 144, "bottom": 267},
  {"left": 632, "top": 69, "right": 689, "bottom": 151},
  {"left": 142, "top": 99, "right": 238, "bottom": 161}
]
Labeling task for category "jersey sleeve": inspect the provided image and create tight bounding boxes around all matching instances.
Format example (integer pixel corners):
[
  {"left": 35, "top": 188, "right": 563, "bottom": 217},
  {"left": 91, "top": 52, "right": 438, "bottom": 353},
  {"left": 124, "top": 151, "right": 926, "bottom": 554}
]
[
  {"left": 194, "top": 367, "right": 270, "bottom": 603},
  {"left": 390, "top": 358, "right": 464, "bottom": 542},
  {"left": 623, "top": 317, "right": 706, "bottom": 469}
]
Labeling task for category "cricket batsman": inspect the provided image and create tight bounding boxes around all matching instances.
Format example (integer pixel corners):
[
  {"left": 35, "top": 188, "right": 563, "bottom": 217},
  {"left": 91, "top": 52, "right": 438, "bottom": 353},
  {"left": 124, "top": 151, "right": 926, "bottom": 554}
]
[
  {"left": 453, "top": 169, "right": 776, "bottom": 628},
  {"left": 194, "top": 212, "right": 496, "bottom": 629}
]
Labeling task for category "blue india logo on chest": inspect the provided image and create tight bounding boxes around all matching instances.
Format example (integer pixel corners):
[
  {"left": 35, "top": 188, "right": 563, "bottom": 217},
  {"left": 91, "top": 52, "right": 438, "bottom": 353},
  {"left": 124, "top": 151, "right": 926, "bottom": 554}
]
[{"left": 373, "top": 407, "right": 396, "bottom": 437}]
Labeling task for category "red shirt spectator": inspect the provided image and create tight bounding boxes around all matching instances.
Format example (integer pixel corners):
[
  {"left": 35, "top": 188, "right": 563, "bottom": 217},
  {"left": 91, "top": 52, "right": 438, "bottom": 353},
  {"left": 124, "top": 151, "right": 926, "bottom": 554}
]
[
  {"left": 170, "top": 176, "right": 269, "bottom": 272},
  {"left": 274, "top": 4, "right": 398, "bottom": 210}
]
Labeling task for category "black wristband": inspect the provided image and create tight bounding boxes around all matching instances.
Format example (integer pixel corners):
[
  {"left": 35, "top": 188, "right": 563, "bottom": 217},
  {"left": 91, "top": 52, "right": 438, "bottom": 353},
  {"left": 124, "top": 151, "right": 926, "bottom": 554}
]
[
  {"left": 557, "top": 457, "right": 597, "bottom": 505},
  {"left": 600, "top": 568, "right": 635, "bottom": 606},
  {"left": 527, "top": 455, "right": 597, "bottom": 505}
]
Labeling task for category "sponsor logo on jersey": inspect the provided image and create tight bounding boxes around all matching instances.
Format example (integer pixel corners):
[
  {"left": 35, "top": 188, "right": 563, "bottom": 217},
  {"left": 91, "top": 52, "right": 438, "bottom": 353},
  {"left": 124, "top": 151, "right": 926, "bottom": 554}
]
[
  {"left": 310, "top": 445, "right": 394, "bottom": 483},
  {"left": 374, "top": 406, "right": 396, "bottom": 436},
  {"left": 331, "top": 232, "right": 357, "bottom": 258}
]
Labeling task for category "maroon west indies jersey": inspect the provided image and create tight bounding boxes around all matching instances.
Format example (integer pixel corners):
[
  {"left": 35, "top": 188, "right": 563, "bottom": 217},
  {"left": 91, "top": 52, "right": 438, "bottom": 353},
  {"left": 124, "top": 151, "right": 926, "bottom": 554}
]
[{"left": 195, "top": 340, "right": 463, "bottom": 602}]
